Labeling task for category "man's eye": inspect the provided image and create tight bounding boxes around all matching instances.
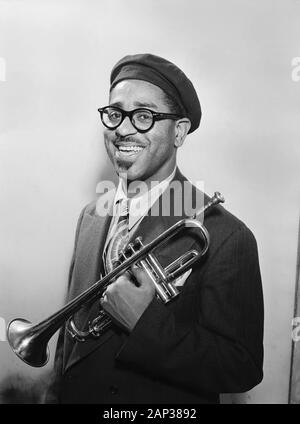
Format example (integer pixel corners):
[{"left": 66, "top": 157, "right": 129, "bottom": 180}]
[
  {"left": 135, "top": 112, "right": 152, "bottom": 121},
  {"left": 108, "top": 111, "right": 121, "bottom": 121}
]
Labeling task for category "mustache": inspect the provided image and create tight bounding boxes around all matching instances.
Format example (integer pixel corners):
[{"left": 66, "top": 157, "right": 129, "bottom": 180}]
[{"left": 113, "top": 135, "right": 143, "bottom": 145}]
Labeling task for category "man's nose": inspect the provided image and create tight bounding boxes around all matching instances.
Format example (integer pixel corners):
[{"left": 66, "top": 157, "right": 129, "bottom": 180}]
[{"left": 116, "top": 116, "right": 137, "bottom": 137}]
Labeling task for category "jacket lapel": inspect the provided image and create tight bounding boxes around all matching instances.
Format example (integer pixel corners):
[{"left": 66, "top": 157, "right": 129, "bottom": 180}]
[
  {"left": 63, "top": 189, "right": 116, "bottom": 372},
  {"left": 130, "top": 168, "right": 207, "bottom": 268},
  {"left": 64, "top": 168, "right": 207, "bottom": 373}
]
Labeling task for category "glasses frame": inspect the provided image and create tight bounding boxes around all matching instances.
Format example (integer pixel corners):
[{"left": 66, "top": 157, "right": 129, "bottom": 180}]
[{"left": 97, "top": 106, "right": 182, "bottom": 133}]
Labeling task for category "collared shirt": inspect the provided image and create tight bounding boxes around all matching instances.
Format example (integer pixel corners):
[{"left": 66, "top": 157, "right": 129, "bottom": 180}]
[
  {"left": 102, "top": 166, "right": 192, "bottom": 286},
  {"left": 103, "top": 167, "right": 176, "bottom": 251}
]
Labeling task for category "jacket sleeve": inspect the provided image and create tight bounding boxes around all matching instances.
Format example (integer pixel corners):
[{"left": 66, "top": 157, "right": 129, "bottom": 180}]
[
  {"left": 44, "top": 205, "right": 87, "bottom": 403},
  {"left": 116, "top": 225, "right": 264, "bottom": 394}
]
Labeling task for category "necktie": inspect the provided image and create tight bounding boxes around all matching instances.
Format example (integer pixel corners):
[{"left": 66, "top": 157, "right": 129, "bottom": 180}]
[{"left": 104, "top": 199, "right": 129, "bottom": 274}]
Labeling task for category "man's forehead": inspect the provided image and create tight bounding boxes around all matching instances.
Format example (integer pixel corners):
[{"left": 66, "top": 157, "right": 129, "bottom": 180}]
[{"left": 109, "top": 79, "right": 166, "bottom": 107}]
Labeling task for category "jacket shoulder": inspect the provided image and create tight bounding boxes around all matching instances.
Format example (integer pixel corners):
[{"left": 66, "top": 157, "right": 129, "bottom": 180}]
[
  {"left": 175, "top": 169, "right": 257, "bottom": 250},
  {"left": 82, "top": 199, "right": 98, "bottom": 216},
  {"left": 204, "top": 202, "right": 258, "bottom": 261},
  {"left": 80, "top": 188, "right": 116, "bottom": 218}
]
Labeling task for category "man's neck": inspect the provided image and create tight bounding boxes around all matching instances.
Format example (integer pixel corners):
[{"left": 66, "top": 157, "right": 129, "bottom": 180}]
[{"left": 124, "top": 166, "right": 176, "bottom": 199}]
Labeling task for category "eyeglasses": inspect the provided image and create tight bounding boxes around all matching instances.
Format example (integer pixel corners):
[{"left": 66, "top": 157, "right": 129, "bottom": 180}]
[{"left": 97, "top": 106, "right": 182, "bottom": 133}]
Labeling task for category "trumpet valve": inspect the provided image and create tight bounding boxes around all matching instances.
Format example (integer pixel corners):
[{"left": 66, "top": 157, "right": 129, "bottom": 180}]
[
  {"left": 166, "top": 282, "right": 180, "bottom": 298},
  {"left": 133, "top": 236, "right": 144, "bottom": 248},
  {"left": 127, "top": 243, "right": 136, "bottom": 254}
]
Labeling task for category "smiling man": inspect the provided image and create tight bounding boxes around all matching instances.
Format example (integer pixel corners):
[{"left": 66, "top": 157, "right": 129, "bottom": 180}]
[
  {"left": 101, "top": 78, "right": 189, "bottom": 184},
  {"left": 47, "top": 54, "right": 264, "bottom": 404}
]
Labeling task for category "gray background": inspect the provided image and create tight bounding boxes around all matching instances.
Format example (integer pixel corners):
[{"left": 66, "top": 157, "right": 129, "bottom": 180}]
[{"left": 0, "top": 0, "right": 299, "bottom": 403}]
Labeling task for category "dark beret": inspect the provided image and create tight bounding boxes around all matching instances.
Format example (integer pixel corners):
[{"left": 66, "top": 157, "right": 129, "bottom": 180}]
[{"left": 110, "top": 53, "right": 201, "bottom": 134}]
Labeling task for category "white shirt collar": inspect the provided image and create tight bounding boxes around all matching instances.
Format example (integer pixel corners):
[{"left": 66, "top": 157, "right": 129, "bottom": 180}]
[{"left": 114, "top": 167, "right": 176, "bottom": 230}]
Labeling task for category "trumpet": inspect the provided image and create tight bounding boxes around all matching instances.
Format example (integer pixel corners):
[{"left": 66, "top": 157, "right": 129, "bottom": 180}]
[{"left": 7, "top": 192, "right": 224, "bottom": 368}]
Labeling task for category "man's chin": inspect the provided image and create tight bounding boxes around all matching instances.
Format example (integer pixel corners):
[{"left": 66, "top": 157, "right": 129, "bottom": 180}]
[
  {"left": 114, "top": 160, "right": 131, "bottom": 176},
  {"left": 117, "top": 166, "right": 146, "bottom": 183}
]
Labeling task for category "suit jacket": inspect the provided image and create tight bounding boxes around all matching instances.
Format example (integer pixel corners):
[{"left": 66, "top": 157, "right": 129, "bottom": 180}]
[{"left": 47, "top": 168, "right": 264, "bottom": 404}]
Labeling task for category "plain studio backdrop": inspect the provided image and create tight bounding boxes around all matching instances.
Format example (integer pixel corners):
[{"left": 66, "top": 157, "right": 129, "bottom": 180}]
[{"left": 0, "top": 0, "right": 299, "bottom": 404}]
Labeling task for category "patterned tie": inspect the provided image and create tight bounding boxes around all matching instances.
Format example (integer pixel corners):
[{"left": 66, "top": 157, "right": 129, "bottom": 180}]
[{"left": 104, "top": 198, "right": 129, "bottom": 274}]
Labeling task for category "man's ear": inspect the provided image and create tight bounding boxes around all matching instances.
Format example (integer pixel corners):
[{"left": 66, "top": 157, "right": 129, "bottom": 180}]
[{"left": 174, "top": 118, "right": 191, "bottom": 147}]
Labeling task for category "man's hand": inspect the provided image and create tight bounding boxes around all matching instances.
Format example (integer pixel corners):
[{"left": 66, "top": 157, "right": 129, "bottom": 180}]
[{"left": 100, "top": 265, "right": 156, "bottom": 331}]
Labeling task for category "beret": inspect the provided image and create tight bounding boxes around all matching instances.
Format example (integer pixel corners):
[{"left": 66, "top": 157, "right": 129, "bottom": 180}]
[{"left": 110, "top": 53, "right": 201, "bottom": 134}]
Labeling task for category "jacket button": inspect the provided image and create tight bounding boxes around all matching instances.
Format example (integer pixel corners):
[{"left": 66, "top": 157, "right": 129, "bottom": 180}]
[{"left": 110, "top": 385, "right": 119, "bottom": 395}]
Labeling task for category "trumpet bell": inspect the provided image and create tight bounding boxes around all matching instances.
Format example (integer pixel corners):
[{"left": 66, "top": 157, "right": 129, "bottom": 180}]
[
  {"left": 6, "top": 191, "right": 225, "bottom": 367},
  {"left": 7, "top": 318, "right": 49, "bottom": 367}
]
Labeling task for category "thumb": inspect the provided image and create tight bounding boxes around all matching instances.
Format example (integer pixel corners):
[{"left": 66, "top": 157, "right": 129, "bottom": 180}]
[{"left": 131, "top": 264, "right": 156, "bottom": 291}]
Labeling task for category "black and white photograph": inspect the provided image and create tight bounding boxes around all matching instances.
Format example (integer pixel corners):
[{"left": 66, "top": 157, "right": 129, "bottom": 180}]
[{"left": 0, "top": 0, "right": 299, "bottom": 407}]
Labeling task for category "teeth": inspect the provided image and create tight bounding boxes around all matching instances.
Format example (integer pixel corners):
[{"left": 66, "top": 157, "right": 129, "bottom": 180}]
[{"left": 118, "top": 146, "right": 143, "bottom": 152}]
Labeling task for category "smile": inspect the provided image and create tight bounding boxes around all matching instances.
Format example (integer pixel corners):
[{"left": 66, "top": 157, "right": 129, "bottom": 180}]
[
  {"left": 118, "top": 145, "right": 144, "bottom": 153},
  {"left": 115, "top": 144, "right": 146, "bottom": 158}
]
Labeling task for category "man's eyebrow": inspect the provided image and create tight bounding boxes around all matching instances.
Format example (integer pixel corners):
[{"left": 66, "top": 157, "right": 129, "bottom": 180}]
[
  {"left": 134, "top": 101, "right": 158, "bottom": 109},
  {"left": 109, "top": 101, "right": 159, "bottom": 110},
  {"left": 109, "top": 101, "right": 123, "bottom": 108}
]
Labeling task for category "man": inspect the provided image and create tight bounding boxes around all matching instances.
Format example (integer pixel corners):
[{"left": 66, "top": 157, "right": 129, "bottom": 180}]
[{"left": 47, "top": 53, "right": 264, "bottom": 404}]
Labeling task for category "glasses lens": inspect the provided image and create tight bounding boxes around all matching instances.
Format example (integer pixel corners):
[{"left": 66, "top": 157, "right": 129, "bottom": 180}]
[
  {"left": 132, "top": 109, "right": 153, "bottom": 130},
  {"left": 102, "top": 107, "right": 123, "bottom": 128}
]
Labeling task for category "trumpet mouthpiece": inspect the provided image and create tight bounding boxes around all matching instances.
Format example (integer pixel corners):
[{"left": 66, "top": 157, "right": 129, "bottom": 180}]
[{"left": 212, "top": 192, "right": 225, "bottom": 205}]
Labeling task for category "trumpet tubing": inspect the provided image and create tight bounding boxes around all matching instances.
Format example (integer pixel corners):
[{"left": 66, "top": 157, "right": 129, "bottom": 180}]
[{"left": 7, "top": 192, "right": 224, "bottom": 367}]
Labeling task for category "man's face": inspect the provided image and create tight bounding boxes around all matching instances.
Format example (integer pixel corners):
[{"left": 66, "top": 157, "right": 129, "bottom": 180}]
[{"left": 104, "top": 79, "right": 177, "bottom": 183}]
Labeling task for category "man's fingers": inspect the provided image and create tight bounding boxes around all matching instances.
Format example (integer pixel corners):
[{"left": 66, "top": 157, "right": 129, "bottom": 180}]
[
  {"left": 131, "top": 264, "right": 156, "bottom": 291},
  {"left": 122, "top": 270, "right": 132, "bottom": 280},
  {"left": 102, "top": 266, "right": 156, "bottom": 296},
  {"left": 100, "top": 296, "right": 130, "bottom": 331}
]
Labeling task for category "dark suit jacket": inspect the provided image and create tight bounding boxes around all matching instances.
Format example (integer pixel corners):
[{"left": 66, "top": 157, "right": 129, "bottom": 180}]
[{"left": 47, "top": 168, "right": 264, "bottom": 404}]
